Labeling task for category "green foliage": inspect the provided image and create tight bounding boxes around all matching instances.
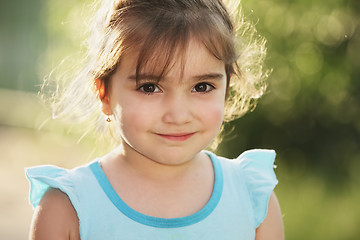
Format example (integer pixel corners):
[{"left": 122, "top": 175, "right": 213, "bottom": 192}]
[
  {"left": 0, "top": 0, "right": 46, "bottom": 91},
  {"left": 220, "top": 0, "right": 360, "bottom": 182},
  {"left": 220, "top": 0, "right": 360, "bottom": 238},
  {"left": 277, "top": 165, "right": 360, "bottom": 239}
]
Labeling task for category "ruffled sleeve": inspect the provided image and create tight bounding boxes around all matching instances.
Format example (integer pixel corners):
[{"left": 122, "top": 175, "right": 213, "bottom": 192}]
[
  {"left": 237, "top": 149, "right": 278, "bottom": 228},
  {"left": 25, "top": 165, "right": 79, "bottom": 209}
]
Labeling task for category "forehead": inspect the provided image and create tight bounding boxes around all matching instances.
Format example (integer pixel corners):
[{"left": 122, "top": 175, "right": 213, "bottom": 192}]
[{"left": 119, "top": 38, "right": 225, "bottom": 81}]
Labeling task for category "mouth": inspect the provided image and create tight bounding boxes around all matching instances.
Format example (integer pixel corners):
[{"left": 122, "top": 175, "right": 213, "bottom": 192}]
[{"left": 155, "top": 132, "right": 196, "bottom": 141}]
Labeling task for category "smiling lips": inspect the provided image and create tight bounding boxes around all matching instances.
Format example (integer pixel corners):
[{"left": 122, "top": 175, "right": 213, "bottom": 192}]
[{"left": 156, "top": 132, "right": 196, "bottom": 141}]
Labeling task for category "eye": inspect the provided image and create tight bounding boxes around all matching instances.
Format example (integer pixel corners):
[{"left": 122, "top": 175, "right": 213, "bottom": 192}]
[
  {"left": 138, "top": 83, "right": 161, "bottom": 94},
  {"left": 192, "top": 82, "right": 214, "bottom": 93}
]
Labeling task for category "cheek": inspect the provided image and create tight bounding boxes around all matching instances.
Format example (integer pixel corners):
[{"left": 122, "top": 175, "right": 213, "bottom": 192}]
[
  {"left": 198, "top": 98, "right": 225, "bottom": 128},
  {"left": 117, "top": 106, "right": 144, "bottom": 127},
  {"left": 114, "top": 98, "right": 156, "bottom": 131},
  {"left": 114, "top": 106, "right": 145, "bottom": 145},
  {"left": 209, "top": 104, "right": 225, "bottom": 126}
]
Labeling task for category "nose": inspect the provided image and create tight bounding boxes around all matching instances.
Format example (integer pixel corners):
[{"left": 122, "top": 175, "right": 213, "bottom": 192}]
[{"left": 162, "top": 92, "right": 193, "bottom": 125}]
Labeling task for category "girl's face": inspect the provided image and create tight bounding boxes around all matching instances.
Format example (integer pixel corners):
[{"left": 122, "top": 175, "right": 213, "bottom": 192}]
[{"left": 104, "top": 39, "right": 227, "bottom": 165}]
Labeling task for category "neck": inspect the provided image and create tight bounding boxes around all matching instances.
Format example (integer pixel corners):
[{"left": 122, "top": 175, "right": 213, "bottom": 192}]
[{"left": 108, "top": 143, "right": 209, "bottom": 181}]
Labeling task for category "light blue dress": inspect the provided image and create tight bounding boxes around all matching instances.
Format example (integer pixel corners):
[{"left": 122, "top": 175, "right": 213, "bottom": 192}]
[{"left": 26, "top": 149, "right": 278, "bottom": 240}]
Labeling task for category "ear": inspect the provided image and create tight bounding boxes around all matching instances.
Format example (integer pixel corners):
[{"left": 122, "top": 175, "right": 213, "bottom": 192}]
[
  {"left": 101, "top": 95, "right": 113, "bottom": 116},
  {"left": 95, "top": 79, "right": 113, "bottom": 116}
]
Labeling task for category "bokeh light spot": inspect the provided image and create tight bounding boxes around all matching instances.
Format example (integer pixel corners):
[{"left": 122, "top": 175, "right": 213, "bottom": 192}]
[
  {"left": 294, "top": 42, "right": 324, "bottom": 75},
  {"left": 315, "top": 15, "right": 345, "bottom": 46}
]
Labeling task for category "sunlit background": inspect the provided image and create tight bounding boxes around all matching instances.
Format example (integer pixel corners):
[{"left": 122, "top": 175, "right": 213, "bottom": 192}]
[{"left": 1, "top": 0, "right": 359, "bottom": 239}]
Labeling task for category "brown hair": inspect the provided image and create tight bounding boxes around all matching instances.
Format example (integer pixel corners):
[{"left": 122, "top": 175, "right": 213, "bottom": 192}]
[{"left": 48, "top": 0, "right": 268, "bottom": 147}]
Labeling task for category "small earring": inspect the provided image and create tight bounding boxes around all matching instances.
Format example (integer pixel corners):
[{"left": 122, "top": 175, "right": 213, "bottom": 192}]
[{"left": 106, "top": 115, "right": 111, "bottom": 122}]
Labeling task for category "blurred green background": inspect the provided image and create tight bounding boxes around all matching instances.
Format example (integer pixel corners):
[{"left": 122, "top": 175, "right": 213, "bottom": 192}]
[{"left": 0, "top": 0, "right": 359, "bottom": 239}]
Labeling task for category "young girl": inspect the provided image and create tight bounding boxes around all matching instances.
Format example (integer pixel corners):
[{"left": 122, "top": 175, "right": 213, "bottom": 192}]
[{"left": 26, "top": 0, "right": 284, "bottom": 239}]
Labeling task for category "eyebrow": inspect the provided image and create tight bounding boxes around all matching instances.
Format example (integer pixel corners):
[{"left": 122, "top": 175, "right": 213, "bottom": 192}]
[
  {"left": 192, "top": 73, "right": 224, "bottom": 81},
  {"left": 128, "top": 73, "right": 224, "bottom": 82},
  {"left": 128, "top": 74, "right": 161, "bottom": 81}
]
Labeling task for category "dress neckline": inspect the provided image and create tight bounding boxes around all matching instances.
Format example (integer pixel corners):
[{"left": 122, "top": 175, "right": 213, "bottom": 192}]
[{"left": 89, "top": 151, "right": 223, "bottom": 228}]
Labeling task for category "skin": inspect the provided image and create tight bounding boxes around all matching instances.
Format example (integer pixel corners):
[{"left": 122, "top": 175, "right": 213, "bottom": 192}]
[
  {"left": 29, "top": 188, "right": 80, "bottom": 240},
  {"left": 99, "top": 38, "right": 227, "bottom": 218},
  {"left": 30, "top": 39, "right": 284, "bottom": 239}
]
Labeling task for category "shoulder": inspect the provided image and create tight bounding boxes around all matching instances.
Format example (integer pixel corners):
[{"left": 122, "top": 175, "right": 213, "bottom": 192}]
[
  {"left": 30, "top": 188, "right": 80, "bottom": 240},
  {"left": 26, "top": 161, "right": 97, "bottom": 208},
  {"left": 211, "top": 149, "right": 277, "bottom": 181},
  {"left": 211, "top": 149, "right": 276, "bottom": 165},
  {"left": 210, "top": 149, "right": 280, "bottom": 227},
  {"left": 26, "top": 162, "right": 97, "bottom": 240},
  {"left": 255, "top": 192, "right": 284, "bottom": 240}
]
